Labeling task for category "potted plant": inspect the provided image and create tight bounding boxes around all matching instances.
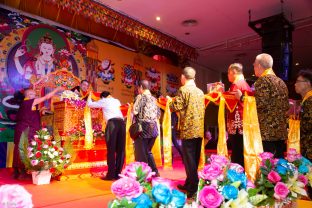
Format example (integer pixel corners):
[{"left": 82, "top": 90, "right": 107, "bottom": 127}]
[{"left": 19, "top": 128, "right": 72, "bottom": 185}]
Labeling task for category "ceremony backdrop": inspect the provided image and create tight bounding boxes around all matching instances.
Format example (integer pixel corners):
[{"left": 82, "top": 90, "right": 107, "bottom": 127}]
[{"left": 0, "top": 7, "right": 181, "bottom": 167}]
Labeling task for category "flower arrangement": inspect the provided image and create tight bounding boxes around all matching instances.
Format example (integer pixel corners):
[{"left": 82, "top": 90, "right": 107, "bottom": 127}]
[
  {"left": 247, "top": 149, "right": 311, "bottom": 207},
  {"left": 92, "top": 123, "right": 105, "bottom": 138},
  {"left": 19, "top": 128, "right": 72, "bottom": 174},
  {"left": 66, "top": 120, "right": 86, "bottom": 141},
  {"left": 109, "top": 162, "right": 187, "bottom": 208},
  {"left": 0, "top": 184, "right": 33, "bottom": 208},
  {"left": 60, "top": 90, "right": 86, "bottom": 109},
  {"left": 194, "top": 154, "right": 253, "bottom": 208}
]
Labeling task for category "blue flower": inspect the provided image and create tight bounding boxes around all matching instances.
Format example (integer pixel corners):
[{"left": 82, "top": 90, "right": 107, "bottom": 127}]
[
  {"left": 222, "top": 185, "right": 238, "bottom": 200},
  {"left": 277, "top": 159, "right": 288, "bottom": 166},
  {"left": 227, "top": 170, "right": 247, "bottom": 188},
  {"left": 170, "top": 189, "right": 186, "bottom": 207},
  {"left": 152, "top": 184, "right": 172, "bottom": 205},
  {"left": 301, "top": 157, "right": 312, "bottom": 166},
  {"left": 298, "top": 165, "right": 309, "bottom": 174},
  {"left": 276, "top": 165, "right": 287, "bottom": 175},
  {"left": 132, "top": 193, "right": 152, "bottom": 208}
]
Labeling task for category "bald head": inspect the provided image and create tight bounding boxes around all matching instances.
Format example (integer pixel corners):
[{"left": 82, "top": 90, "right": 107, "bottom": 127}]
[
  {"left": 182, "top": 67, "right": 196, "bottom": 80},
  {"left": 140, "top": 80, "right": 150, "bottom": 90},
  {"left": 255, "top": 53, "right": 273, "bottom": 69}
]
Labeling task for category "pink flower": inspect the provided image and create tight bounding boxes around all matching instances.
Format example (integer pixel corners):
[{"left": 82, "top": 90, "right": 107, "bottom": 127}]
[
  {"left": 0, "top": 184, "right": 33, "bottom": 208},
  {"left": 298, "top": 175, "right": 308, "bottom": 186},
  {"left": 286, "top": 149, "right": 302, "bottom": 162},
  {"left": 268, "top": 171, "right": 281, "bottom": 183},
  {"left": 152, "top": 177, "right": 174, "bottom": 190},
  {"left": 259, "top": 152, "right": 274, "bottom": 161},
  {"left": 209, "top": 154, "right": 229, "bottom": 167},
  {"left": 111, "top": 177, "right": 143, "bottom": 200},
  {"left": 229, "top": 163, "right": 244, "bottom": 173},
  {"left": 247, "top": 180, "right": 256, "bottom": 189},
  {"left": 120, "top": 162, "right": 155, "bottom": 182},
  {"left": 274, "top": 182, "right": 289, "bottom": 200},
  {"left": 199, "top": 186, "right": 223, "bottom": 208},
  {"left": 198, "top": 163, "right": 223, "bottom": 180}
]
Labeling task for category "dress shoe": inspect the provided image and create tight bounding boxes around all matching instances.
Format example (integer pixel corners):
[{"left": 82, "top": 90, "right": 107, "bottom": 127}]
[
  {"left": 100, "top": 175, "right": 115, "bottom": 181},
  {"left": 177, "top": 184, "right": 187, "bottom": 191},
  {"left": 187, "top": 191, "right": 196, "bottom": 199}
]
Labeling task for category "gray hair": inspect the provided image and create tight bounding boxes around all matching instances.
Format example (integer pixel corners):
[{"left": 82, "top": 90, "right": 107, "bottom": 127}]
[
  {"left": 256, "top": 53, "right": 273, "bottom": 69},
  {"left": 229, "top": 63, "right": 243, "bottom": 74},
  {"left": 182, "top": 67, "right": 196, "bottom": 79},
  {"left": 140, "top": 80, "right": 150, "bottom": 90}
]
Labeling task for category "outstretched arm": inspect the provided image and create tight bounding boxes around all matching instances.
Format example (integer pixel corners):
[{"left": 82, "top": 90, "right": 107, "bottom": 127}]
[{"left": 33, "top": 87, "right": 63, "bottom": 107}]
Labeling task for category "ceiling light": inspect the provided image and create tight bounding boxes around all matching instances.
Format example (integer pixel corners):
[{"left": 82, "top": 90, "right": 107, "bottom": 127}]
[
  {"left": 182, "top": 19, "right": 198, "bottom": 27},
  {"left": 156, "top": 16, "right": 161, "bottom": 21},
  {"left": 295, "top": 62, "right": 299, "bottom": 66},
  {"left": 185, "top": 32, "right": 190, "bottom": 35}
]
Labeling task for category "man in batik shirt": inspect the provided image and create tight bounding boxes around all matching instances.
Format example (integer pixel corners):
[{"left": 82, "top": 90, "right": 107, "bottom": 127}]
[
  {"left": 168, "top": 67, "right": 205, "bottom": 198},
  {"left": 295, "top": 69, "right": 312, "bottom": 161},
  {"left": 252, "top": 53, "right": 289, "bottom": 158},
  {"left": 226, "top": 63, "right": 251, "bottom": 168}
]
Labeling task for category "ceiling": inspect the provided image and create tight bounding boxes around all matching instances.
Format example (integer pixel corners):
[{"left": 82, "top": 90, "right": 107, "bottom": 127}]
[{"left": 97, "top": 0, "right": 312, "bottom": 76}]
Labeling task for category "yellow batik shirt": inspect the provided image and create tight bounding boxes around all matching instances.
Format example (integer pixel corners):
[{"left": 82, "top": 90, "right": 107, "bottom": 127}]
[
  {"left": 300, "top": 96, "right": 312, "bottom": 160},
  {"left": 254, "top": 74, "right": 289, "bottom": 141},
  {"left": 169, "top": 84, "right": 205, "bottom": 140}
]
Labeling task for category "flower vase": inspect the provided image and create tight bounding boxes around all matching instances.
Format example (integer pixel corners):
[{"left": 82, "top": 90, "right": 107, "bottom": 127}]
[{"left": 31, "top": 170, "right": 52, "bottom": 185}]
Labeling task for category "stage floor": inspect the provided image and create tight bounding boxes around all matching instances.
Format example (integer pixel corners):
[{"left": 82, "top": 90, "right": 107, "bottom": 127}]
[{"left": 1, "top": 159, "right": 311, "bottom": 208}]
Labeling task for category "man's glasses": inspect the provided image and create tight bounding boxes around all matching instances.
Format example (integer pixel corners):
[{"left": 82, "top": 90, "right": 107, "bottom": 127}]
[{"left": 295, "top": 79, "right": 308, "bottom": 83}]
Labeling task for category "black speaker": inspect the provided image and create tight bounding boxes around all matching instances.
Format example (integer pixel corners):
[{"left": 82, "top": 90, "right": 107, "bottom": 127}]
[{"left": 249, "top": 13, "right": 294, "bottom": 80}]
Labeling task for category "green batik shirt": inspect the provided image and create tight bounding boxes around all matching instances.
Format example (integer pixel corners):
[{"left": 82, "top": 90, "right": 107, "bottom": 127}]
[
  {"left": 300, "top": 97, "right": 312, "bottom": 160},
  {"left": 169, "top": 84, "right": 205, "bottom": 140},
  {"left": 254, "top": 74, "right": 289, "bottom": 141}
]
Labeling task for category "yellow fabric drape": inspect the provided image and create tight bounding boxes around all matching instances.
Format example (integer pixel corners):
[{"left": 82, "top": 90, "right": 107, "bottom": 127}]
[
  {"left": 302, "top": 90, "right": 312, "bottom": 104},
  {"left": 125, "top": 104, "right": 135, "bottom": 165},
  {"left": 260, "top": 68, "right": 275, "bottom": 77},
  {"left": 152, "top": 121, "right": 162, "bottom": 167},
  {"left": 287, "top": 119, "right": 300, "bottom": 153},
  {"left": 198, "top": 139, "right": 206, "bottom": 169},
  {"left": 162, "top": 100, "right": 172, "bottom": 169},
  {"left": 217, "top": 96, "right": 228, "bottom": 157},
  {"left": 6, "top": 142, "right": 14, "bottom": 168},
  {"left": 243, "top": 95, "right": 263, "bottom": 182},
  {"left": 83, "top": 105, "right": 93, "bottom": 149}
]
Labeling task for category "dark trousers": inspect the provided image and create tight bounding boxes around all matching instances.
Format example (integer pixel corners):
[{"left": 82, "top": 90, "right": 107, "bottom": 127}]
[
  {"left": 172, "top": 128, "right": 183, "bottom": 159},
  {"left": 262, "top": 140, "right": 286, "bottom": 159},
  {"left": 105, "top": 118, "right": 126, "bottom": 178},
  {"left": 181, "top": 137, "right": 202, "bottom": 193},
  {"left": 228, "top": 132, "right": 244, "bottom": 168},
  {"left": 134, "top": 136, "right": 159, "bottom": 174}
]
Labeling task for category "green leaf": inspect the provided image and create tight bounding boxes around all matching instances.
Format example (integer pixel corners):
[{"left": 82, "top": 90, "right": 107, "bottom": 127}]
[
  {"left": 249, "top": 194, "right": 268, "bottom": 205},
  {"left": 18, "top": 128, "right": 31, "bottom": 170},
  {"left": 248, "top": 188, "right": 259, "bottom": 197}
]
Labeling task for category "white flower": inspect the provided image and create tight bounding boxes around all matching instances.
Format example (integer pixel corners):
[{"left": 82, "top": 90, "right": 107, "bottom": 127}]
[
  {"left": 27, "top": 147, "right": 33, "bottom": 152},
  {"left": 49, "top": 148, "right": 55, "bottom": 152},
  {"left": 58, "top": 159, "right": 63, "bottom": 164},
  {"left": 53, "top": 151, "right": 59, "bottom": 156},
  {"left": 52, "top": 141, "right": 56, "bottom": 145},
  {"left": 42, "top": 128, "right": 48, "bottom": 132},
  {"left": 43, "top": 144, "right": 49, "bottom": 149},
  {"left": 43, "top": 135, "right": 50, "bottom": 140},
  {"left": 31, "top": 160, "right": 38, "bottom": 166},
  {"left": 43, "top": 151, "right": 48, "bottom": 154},
  {"left": 34, "top": 135, "right": 39, "bottom": 139},
  {"left": 48, "top": 153, "right": 55, "bottom": 159},
  {"left": 28, "top": 153, "right": 34, "bottom": 158},
  {"left": 31, "top": 141, "right": 36, "bottom": 146},
  {"left": 65, "top": 154, "right": 71, "bottom": 159}
]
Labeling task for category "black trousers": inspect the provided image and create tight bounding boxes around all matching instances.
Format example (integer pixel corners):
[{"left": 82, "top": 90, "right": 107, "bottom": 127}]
[
  {"left": 105, "top": 118, "right": 126, "bottom": 178},
  {"left": 172, "top": 128, "right": 183, "bottom": 159},
  {"left": 181, "top": 137, "right": 202, "bottom": 193},
  {"left": 228, "top": 132, "right": 244, "bottom": 168},
  {"left": 134, "top": 136, "right": 159, "bottom": 174},
  {"left": 262, "top": 140, "right": 286, "bottom": 159}
]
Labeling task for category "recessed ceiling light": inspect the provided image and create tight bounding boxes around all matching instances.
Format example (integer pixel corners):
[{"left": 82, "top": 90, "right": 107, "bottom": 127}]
[
  {"left": 182, "top": 19, "right": 198, "bottom": 27},
  {"left": 185, "top": 32, "right": 190, "bottom": 35},
  {"left": 295, "top": 62, "right": 299, "bottom": 66},
  {"left": 156, "top": 16, "right": 161, "bottom": 21}
]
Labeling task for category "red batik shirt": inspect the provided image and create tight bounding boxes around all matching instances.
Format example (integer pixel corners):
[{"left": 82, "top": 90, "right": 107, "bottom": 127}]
[{"left": 226, "top": 75, "right": 251, "bottom": 135}]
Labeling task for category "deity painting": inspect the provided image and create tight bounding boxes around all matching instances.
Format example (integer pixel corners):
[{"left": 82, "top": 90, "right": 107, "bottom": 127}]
[
  {"left": 166, "top": 73, "right": 179, "bottom": 96},
  {"left": 97, "top": 59, "right": 115, "bottom": 84},
  {"left": 6, "top": 24, "right": 79, "bottom": 90},
  {"left": 145, "top": 67, "right": 161, "bottom": 95}
]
